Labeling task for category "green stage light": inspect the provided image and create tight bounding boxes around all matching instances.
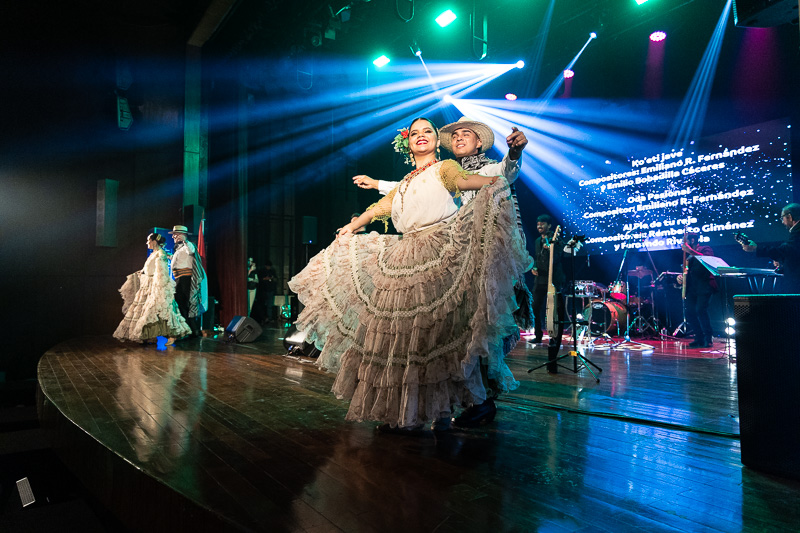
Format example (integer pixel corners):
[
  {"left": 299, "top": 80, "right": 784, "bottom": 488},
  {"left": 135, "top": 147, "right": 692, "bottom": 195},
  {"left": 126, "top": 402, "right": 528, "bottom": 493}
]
[
  {"left": 435, "top": 9, "right": 457, "bottom": 27},
  {"left": 373, "top": 55, "right": 390, "bottom": 67},
  {"left": 635, "top": 0, "right": 649, "bottom": 4}
]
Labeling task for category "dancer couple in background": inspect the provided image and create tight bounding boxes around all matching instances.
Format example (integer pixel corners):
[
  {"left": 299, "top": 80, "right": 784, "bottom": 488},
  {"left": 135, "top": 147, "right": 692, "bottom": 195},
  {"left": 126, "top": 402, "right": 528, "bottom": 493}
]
[
  {"left": 113, "top": 232, "right": 191, "bottom": 344},
  {"left": 289, "top": 116, "right": 532, "bottom": 433},
  {"left": 114, "top": 226, "right": 206, "bottom": 345}
]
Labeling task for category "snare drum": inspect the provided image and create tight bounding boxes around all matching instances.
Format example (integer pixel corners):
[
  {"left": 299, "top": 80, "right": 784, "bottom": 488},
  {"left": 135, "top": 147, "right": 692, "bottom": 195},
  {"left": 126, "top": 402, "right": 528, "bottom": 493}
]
[
  {"left": 609, "top": 281, "right": 627, "bottom": 301},
  {"left": 582, "top": 299, "right": 628, "bottom": 334}
]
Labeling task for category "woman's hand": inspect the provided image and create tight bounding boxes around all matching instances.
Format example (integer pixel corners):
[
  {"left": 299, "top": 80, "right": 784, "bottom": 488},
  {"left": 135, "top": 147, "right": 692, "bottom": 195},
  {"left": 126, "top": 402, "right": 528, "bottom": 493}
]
[
  {"left": 336, "top": 223, "right": 357, "bottom": 240},
  {"left": 353, "top": 175, "right": 378, "bottom": 190}
]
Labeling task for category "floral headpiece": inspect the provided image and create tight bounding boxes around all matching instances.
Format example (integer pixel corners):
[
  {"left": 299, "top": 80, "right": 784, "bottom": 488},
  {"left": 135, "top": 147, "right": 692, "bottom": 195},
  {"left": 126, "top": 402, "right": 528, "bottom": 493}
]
[{"left": 392, "top": 127, "right": 412, "bottom": 165}]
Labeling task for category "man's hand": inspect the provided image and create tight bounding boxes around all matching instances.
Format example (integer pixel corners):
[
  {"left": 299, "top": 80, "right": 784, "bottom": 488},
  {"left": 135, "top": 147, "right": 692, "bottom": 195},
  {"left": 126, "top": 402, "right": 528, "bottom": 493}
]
[
  {"left": 353, "top": 175, "right": 378, "bottom": 190},
  {"left": 506, "top": 127, "right": 528, "bottom": 160},
  {"left": 531, "top": 268, "right": 538, "bottom": 276},
  {"left": 742, "top": 241, "right": 757, "bottom": 252}
]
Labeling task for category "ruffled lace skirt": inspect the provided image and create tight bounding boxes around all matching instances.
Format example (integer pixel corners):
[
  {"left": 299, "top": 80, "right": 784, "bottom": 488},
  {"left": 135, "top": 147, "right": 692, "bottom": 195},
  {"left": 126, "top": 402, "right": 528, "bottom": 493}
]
[
  {"left": 288, "top": 179, "right": 533, "bottom": 428},
  {"left": 114, "top": 272, "right": 191, "bottom": 342}
]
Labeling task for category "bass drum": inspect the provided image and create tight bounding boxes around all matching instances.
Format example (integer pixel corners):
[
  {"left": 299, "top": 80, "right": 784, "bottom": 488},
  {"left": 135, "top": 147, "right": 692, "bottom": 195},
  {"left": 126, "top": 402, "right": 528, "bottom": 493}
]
[{"left": 582, "top": 299, "right": 628, "bottom": 335}]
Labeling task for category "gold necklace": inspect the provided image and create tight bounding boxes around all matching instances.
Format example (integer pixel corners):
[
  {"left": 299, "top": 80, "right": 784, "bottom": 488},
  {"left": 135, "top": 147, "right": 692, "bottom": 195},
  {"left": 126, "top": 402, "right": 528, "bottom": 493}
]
[{"left": 400, "top": 159, "right": 438, "bottom": 210}]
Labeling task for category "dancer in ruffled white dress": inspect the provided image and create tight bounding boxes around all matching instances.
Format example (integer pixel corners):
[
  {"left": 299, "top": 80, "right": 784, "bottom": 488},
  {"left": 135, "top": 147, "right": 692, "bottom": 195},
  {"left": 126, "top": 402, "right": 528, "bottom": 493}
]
[
  {"left": 288, "top": 117, "right": 533, "bottom": 431},
  {"left": 114, "top": 233, "right": 191, "bottom": 344}
]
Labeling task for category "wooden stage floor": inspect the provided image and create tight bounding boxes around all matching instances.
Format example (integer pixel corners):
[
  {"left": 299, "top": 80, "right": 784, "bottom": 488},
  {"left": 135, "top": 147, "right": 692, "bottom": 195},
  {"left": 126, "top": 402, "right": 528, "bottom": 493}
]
[{"left": 37, "top": 329, "right": 800, "bottom": 532}]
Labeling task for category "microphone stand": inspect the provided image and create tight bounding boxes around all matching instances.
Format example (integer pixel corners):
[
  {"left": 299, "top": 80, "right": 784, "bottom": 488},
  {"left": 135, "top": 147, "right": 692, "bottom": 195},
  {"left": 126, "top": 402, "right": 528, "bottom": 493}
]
[
  {"left": 624, "top": 244, "right": 660, "bottom": 339},
  {"left": 529, "top": 236, "right": 601, "bottom": 382},
  {"left": 607, "top": 246, "right": 655, "bottom": 351}
]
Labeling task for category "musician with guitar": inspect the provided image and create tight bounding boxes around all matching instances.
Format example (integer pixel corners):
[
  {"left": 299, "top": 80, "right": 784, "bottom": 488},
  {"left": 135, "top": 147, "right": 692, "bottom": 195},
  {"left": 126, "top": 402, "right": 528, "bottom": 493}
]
[
  {"left": 531, "top": 214, "right": 566, "bottom": 372},
  {"left": 740, "top": 203, "right": 800, "bottom": 293},
  {"left": 678, "top": 230, "right": 717, "bottom": 348}
]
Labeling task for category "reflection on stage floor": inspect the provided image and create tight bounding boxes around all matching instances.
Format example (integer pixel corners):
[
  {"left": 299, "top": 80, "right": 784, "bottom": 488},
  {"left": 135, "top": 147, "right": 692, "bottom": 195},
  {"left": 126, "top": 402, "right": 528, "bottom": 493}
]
[{"left": 37, "top": 329, "right": 800, "bottom": 532}]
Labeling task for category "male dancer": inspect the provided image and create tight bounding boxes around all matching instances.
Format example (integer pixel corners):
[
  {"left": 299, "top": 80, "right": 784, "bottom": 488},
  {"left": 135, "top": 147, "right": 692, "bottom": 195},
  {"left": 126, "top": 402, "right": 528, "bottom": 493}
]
[
  {"left": 353, "top": 117, "right": 529, "bottom": 427},
  {"left": 169, "top": 225, "right": 207, "bottom": 342}
]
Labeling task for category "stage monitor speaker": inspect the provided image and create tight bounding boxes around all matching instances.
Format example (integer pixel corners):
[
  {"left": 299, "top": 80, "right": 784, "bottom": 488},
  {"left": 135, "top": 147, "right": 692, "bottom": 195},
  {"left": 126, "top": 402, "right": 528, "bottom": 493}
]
[
  {"left": 733, "top": 0, "right": 798, "bottom": 27},
  {"left": 734, "top": 294, "right": 800, "bottom": 481},
  {"left": 283, "top": 325, "right": 320, "bottom": 357},
  {"left": 225, "top": 316, "right": 262, "bottom": 343}
]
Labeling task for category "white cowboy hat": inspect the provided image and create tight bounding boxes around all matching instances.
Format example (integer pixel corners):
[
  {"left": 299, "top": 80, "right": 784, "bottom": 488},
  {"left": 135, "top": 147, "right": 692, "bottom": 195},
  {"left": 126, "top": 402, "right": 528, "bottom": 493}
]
[
  {"left": 439, "top": 117, "right": 495, "bottom": 154},
  {"left": 168, "top": 225, "right": 190, "bottom": 235}
]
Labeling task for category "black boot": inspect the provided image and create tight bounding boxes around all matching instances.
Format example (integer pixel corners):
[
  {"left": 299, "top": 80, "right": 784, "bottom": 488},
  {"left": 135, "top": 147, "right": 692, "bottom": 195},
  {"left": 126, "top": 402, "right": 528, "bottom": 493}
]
[
  {"left": 688, "top": 337, "right": 706, "bottom": 348},
  {"left": 453, "top": 399, "right": 497, "bottom": 428}
]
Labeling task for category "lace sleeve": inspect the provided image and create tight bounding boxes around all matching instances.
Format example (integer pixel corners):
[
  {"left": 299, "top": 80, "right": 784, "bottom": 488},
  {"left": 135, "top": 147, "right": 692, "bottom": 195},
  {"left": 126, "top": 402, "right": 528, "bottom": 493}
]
[
  {"left": 438, "top": 159, "right": 468, "bottom": 197},
  {"left": 366, "top": 187, "right": 398, "bottom": 231}
]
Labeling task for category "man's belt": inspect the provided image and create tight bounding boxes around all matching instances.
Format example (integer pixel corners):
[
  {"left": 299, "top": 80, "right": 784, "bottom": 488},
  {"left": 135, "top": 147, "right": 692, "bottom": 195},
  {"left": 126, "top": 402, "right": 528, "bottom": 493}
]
[{"left": 174, "top": 268, "right": 192, "bottom": 278}]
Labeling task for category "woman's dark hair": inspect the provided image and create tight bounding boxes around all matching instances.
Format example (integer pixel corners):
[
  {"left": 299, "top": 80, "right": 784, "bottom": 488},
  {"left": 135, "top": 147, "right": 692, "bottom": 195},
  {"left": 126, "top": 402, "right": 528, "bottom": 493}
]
[
  {"left": 408, "top": 117, "right": 438, "bottom": 137},
  {"left": 148, "top": 233, "right": 166, "bottom": 246}
]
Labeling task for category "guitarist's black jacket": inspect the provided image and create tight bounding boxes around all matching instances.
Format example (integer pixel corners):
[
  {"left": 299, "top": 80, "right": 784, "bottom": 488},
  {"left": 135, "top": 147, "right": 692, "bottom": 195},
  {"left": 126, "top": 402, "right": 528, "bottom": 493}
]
[
  {"left": 756, "top": 223, "right": 800, "bottom": 293},
  {"left": 534, "top": 233, "right": 565, "bottom": 290}
]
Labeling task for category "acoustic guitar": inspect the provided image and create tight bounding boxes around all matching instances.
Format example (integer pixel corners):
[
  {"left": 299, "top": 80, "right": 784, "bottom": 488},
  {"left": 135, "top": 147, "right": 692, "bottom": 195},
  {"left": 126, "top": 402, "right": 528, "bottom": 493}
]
[{"left": 546, "top": 225, "right": 562, "bottom": 334}]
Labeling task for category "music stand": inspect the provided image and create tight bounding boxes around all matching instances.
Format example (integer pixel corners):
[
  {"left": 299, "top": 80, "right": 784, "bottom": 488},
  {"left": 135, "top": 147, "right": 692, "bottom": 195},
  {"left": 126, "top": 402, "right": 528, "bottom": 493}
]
[{"left": 529, "top": 236, "right": 602, "bottom": 382}]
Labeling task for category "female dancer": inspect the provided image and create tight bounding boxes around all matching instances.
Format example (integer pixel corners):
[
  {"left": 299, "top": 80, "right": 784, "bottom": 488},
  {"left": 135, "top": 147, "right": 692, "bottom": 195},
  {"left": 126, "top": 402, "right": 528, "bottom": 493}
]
[
  {"left": 114, "top": 233, "right": 191, "bottom": 344},
  {"left": 289, "top": 117, "right": 532, "bottom": 431}
]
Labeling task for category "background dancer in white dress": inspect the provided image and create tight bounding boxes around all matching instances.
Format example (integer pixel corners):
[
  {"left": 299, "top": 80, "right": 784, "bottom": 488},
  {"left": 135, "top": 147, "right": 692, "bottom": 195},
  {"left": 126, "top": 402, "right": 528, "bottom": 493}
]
[{"left": 114, "top": 233, "right": 191, "bottom": 344}]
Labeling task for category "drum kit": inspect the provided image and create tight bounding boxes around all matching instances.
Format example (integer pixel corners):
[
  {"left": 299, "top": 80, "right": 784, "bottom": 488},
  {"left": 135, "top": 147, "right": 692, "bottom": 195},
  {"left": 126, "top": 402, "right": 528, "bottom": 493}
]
[{"left": 569, "top": 266, "right": 659, "bottom": 338}]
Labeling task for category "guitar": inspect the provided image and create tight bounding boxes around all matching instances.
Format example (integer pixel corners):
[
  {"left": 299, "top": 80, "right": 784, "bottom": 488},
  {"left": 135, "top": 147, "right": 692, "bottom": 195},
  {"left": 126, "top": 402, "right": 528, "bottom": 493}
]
[
  {"left": 545, "top": 225, "right": 562, "bottom": 334},
  {"left": 681, "top": 228, "right": 688, "bottom": 299}
]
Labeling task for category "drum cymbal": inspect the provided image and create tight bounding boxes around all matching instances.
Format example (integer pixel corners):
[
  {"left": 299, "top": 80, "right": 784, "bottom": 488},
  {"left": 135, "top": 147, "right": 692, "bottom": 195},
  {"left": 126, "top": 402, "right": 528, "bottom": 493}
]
[{"left": 627, "top": 268, "right": 653, "bottom": 278}]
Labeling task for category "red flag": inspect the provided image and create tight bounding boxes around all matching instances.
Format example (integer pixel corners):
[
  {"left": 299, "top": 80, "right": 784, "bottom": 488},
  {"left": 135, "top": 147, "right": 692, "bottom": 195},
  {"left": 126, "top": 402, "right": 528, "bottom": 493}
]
[{"left": 197, "top": 219, "right": 207, "bottom": 269}]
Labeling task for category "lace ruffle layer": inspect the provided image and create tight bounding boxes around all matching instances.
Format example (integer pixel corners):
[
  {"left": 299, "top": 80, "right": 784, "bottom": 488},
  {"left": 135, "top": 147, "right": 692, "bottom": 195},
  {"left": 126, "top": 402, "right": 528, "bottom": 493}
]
[
  {"left": 288, "top": 178, "right": 533, "bottom": 428},
  {"left": 113, "top": 250, "right": 191, "bottom": 342}
]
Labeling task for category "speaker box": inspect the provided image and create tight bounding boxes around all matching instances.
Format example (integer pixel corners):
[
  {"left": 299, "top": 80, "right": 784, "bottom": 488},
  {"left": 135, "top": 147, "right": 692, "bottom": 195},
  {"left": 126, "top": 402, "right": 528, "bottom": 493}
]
[
  {"left": 225, "top": 316, "right": 262, "bottom": 343},
  {"left": 283, "top": 326, "right": 320, "bottom": 357},
  {"left": 302, "top": 216, "right": 317, "bottom": 244},
  {"left": 733, "top": 0, "right": 798, "bottom": 27},
  {"left": 734, "top": 294, "right": 800, "bottom": 480},
  {"left": 96, "top": 179, "right": 118, "bottom": 247}
]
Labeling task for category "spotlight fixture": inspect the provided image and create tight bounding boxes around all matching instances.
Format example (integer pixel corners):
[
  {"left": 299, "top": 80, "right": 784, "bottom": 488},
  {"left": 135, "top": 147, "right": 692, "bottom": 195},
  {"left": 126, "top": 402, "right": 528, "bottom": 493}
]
[
  {"left": 650, "top": 31, "right": 667, "bottom": 42},
  {"left": 410, "top": 41, "right": 422, "bottom": 57},
  {"left": 635, "top": 0, "right": 649, "bottom": 4},
  {"left": 563, "top": 69, "right": 575, "bottom": 79},
  {"left": 372, "top": 55, "right": 390, "bottom": 67},
  {"left": 505, "top": 93, "right": 518, "bottom": 101},
  {"left": 443, "top": 94, "right": 454, "bottom": 104},
  {"left": 726, "top": 317, "right": 736, "bottom": 326},
  {"left": 515, "top": 60, "right": 525, "bottom": 69},
  {"left": 435, "top": 9, "right": 457, "bottom": 27},
  {"left": 590, "top": 32, "right": 597, "bottom": 39}
]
